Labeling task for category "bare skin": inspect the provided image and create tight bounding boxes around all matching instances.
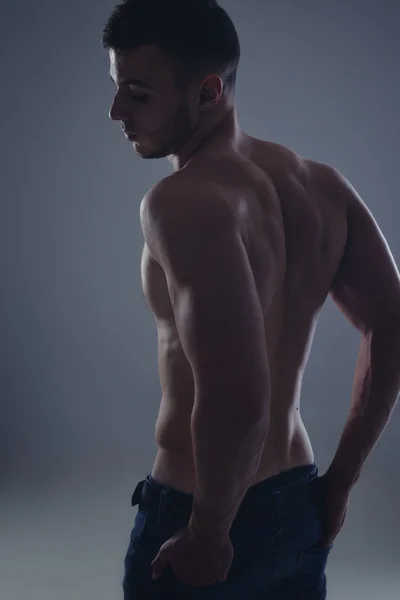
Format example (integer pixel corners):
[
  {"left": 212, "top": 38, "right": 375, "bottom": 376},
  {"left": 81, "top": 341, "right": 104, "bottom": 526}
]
[
  {"left": 109, "top": 46, "right": 400, "bottom": 541},
  {"left": 146, "top": 139, "right": 341, "bottom": 492}
]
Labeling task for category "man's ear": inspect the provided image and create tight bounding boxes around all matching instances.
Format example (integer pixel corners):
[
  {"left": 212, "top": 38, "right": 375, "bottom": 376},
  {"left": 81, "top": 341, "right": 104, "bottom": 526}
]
[{"left": 198, "top": 74, "right": 224, "bottom": 109}]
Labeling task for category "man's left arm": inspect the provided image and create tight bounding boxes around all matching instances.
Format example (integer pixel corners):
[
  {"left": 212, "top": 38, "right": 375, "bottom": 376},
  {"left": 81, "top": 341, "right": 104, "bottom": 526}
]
[{"left": 141, "top": 179, "right": 278, "bottom": 539}]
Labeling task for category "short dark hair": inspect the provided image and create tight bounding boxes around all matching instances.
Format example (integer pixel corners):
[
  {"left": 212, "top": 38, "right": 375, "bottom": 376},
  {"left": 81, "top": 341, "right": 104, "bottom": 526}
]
[{"left": 101, "top": 0, "right": 241, "bottom": 94}]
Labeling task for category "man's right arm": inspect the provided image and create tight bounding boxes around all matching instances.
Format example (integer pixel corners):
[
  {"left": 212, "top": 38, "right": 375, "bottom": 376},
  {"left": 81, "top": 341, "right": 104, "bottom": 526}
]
[{"left": 324, "top": 166, "right": 400, "bottom": 492}]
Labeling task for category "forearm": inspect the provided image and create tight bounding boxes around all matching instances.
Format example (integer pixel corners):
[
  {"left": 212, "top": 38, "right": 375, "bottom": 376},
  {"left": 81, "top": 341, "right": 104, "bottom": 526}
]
[
  {"left": 188, "top": 388, "right": 270, "bottom": 538},
  {"left": 327, "top": 321, "right": 400, "bottom": 491}
]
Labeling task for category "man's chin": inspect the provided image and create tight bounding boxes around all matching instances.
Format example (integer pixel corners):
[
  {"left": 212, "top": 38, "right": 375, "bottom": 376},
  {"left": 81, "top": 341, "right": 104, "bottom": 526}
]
[{"left": 133, "top": 142, "right": 172, "bottom": 160}]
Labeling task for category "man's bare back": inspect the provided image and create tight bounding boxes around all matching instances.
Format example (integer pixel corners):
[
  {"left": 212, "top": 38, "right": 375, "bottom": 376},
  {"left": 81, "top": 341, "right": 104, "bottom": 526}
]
[{"left": 141, "top": 135, "right": 352, "bottom": 494}]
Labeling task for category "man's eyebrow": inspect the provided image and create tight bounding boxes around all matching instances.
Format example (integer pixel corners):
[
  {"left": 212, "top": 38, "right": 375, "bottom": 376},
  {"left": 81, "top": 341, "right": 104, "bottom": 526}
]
[{"left": 109, "top": 74, "right": 152, "bottom": 89}]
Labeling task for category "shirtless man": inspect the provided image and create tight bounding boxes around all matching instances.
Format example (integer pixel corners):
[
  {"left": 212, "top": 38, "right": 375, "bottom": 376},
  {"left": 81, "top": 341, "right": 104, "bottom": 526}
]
[{"left": 102, "top": 1, "right": 400, "bottom": 598}]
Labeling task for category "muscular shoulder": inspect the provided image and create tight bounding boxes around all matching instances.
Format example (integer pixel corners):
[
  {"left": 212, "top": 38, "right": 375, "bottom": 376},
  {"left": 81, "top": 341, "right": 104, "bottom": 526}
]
[
  {"left": 141, "top": 173, "right": 236, "bottom": 228},
  {"left": 140, "top": 174, "right": 239, "bottom": 271}
]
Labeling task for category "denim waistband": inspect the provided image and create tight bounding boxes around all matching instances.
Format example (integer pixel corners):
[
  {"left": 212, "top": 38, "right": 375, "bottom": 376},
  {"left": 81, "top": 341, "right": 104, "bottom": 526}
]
[
  {"left": 147, "top": 462, "right": 318, "bottom": 497},
  {"left": 131, "top": 463, "right": 319, "bottom": 518}
]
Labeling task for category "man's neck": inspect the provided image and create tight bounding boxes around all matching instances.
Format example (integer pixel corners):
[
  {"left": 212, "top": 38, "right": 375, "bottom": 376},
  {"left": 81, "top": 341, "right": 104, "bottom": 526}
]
[{"left": 168, "top": 105, "right": 242, "bottom": 172}]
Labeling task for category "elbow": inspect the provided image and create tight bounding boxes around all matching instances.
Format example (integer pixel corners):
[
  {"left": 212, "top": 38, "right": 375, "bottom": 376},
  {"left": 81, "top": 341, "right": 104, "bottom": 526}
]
[{"left": 246, "top": 387, "right": 271, "bottom": 429}]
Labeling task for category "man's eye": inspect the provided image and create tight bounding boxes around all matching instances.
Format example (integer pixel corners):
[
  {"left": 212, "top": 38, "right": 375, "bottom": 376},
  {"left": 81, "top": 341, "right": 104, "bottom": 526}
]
[{"left": 131, "top": 93, "right": 149, "bottom": 103}]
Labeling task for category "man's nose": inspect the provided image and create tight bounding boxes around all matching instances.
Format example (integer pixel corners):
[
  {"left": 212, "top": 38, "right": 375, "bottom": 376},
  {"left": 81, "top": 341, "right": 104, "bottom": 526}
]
[
  {"left": 109, "top": 98, "right": 119, "bottom": 121},
  {"left": 109, "top": 95, "right": 126, "bottom": 121}
]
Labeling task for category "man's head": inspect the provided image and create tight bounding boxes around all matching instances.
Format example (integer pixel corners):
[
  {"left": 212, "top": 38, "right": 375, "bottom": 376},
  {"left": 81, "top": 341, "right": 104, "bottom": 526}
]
[{"left": 101, "top": 0, "right": 241, "bottom": 159}]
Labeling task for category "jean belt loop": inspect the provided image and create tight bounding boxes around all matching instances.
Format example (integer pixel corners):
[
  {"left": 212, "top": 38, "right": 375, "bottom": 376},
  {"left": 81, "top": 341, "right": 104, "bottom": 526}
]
[
  {"left": 157, "top": 489, "right": 167, "bottom": 529},
  {"left": 273, "top": 489, "right": 286, "bottom": 528}
]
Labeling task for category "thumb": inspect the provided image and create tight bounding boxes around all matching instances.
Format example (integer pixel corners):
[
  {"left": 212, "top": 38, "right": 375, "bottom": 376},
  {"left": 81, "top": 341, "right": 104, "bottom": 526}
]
[{"left": 151, "top": 548, "right": 169, "bottom": 580}]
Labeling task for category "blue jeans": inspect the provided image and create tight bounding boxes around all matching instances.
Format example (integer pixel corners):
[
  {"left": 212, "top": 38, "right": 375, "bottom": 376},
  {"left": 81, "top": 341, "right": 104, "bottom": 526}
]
[{"left": 123, "top": 463, "right": 333, "bottom": 599}]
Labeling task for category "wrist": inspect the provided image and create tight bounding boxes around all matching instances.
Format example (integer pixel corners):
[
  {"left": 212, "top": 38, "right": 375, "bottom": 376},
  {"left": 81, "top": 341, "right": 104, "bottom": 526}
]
[{"left": 188, "top": 513, "right": 230, "bottom": 541}]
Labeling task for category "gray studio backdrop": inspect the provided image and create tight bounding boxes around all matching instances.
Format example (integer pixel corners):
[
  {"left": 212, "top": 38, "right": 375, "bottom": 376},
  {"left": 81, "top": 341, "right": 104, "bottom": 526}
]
[{"left": 1, "top": 1, "right": 399, "bottom": 599}]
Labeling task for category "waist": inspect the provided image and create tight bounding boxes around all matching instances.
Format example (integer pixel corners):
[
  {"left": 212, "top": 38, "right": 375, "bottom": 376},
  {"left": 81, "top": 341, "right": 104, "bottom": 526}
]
[
  {"left": 151, "top": 417, "right": 314, "bottom": 494},
  {"left": 132, "top": 462, "right": 319, "bottom": 522}
]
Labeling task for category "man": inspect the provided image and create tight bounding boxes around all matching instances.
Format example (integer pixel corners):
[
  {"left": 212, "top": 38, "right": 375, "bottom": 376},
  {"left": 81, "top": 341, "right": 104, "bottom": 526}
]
[{"left": 102, "top": 1, "right": 400, "bottom": 598}]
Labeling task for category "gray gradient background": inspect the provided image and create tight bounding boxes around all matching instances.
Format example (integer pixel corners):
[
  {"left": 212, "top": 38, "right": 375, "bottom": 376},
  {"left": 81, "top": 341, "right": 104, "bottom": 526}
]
[{"left": 1, "top": 0, "right": 399, "bottom": 598}]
